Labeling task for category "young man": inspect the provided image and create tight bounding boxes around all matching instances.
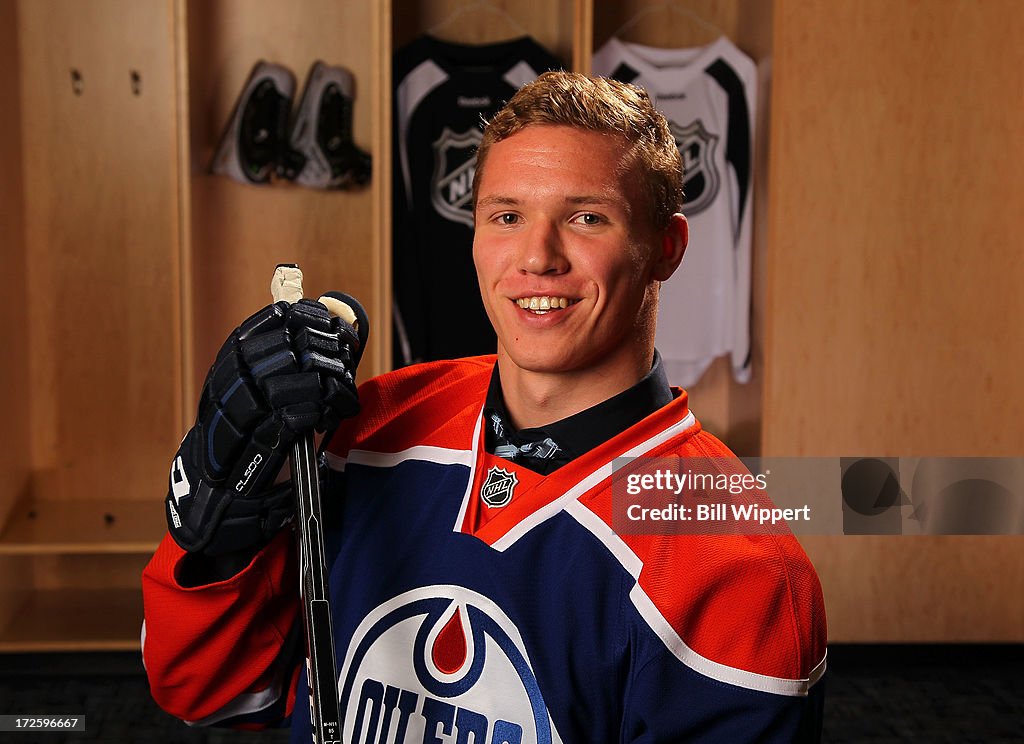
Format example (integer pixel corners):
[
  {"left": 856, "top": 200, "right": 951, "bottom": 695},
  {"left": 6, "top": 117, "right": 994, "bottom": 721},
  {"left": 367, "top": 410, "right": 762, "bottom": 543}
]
[{"left": 144, "top": 71, "right": 827, "bottom": 743}]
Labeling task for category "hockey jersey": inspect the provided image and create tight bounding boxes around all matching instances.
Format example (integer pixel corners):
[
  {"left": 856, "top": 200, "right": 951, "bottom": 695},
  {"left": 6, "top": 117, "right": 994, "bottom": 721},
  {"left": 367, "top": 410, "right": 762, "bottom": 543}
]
[
  {"left": 593, "top": 37, "right": 757, "bottom": 388},
  {"left": 142, "top": 357, "right": 827, "bottom": 743},
  {"left": 392, "top": 36, "right": 561, "bottom": 366}
]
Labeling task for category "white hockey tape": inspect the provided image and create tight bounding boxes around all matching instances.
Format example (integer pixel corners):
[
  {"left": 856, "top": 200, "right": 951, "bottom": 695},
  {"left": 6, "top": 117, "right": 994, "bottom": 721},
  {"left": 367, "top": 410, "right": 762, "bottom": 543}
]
[
  {"left": 318, "top": 295, "right": 358, "bottom": 328},
  {"left": 271, "top": 264, "right": 304, "bottom": 304},
  {"left": 270, "top": 263, "right": 358, "bottom": 330}
]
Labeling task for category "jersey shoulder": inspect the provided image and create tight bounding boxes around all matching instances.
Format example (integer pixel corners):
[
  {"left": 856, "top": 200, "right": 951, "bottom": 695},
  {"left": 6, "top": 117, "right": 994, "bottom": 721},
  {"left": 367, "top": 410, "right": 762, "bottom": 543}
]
[
  {"left": 638, "top": 516, "right": 828, "bottom": 684},
  {"left": 580, "top": 426, "right": 827, "bottom": 685},
  {"left": 329, "top": 355, "right": 494, "bottom": 457}
]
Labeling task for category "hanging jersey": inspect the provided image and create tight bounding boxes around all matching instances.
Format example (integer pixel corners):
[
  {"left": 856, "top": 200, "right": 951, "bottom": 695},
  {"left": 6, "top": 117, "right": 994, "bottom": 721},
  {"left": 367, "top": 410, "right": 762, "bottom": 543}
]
[
  {"left": 143, "top": 357, "right": 827, "bottom": 743},
  {"left": 392, "top": 36, "right": 561, "bottom": 366},
  {"left": 594, "top": 36, "right": 757, "bottom": 387}
]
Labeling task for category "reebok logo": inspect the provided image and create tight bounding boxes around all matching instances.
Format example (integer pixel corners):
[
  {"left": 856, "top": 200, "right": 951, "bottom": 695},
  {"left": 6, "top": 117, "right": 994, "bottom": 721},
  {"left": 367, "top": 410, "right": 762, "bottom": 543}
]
[{"left": 457, "top": 96, "right": 492, "bottom": 108}]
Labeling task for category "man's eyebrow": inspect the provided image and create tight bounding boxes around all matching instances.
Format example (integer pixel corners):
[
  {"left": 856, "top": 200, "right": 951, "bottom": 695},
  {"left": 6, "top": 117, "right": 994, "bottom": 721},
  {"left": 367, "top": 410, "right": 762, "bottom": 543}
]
[
  {"left": 475, "top": 195, "right": 521, "bottom": 209},
  {"left": 564, "top": 195, "right": 619, "bottom": 206},
  {"left": 476, "top": 195, "right": 621, "bottom": 208}
]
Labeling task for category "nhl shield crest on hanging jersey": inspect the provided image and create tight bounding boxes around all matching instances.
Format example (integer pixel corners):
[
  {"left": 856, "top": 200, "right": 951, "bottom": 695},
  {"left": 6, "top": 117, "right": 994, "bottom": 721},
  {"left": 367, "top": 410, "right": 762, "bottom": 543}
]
[
  {"left": 670, "top": 119, "right": 720, "bottom": 217},
  {"left": 431, "top": 127, "right": 481, "bottom": 228}
]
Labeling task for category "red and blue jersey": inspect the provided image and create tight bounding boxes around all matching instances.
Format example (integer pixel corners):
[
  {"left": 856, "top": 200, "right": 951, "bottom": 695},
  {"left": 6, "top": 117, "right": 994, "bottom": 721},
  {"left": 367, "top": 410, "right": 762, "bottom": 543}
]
[{"left": 143, "top": 357, "right": 827, "bottom": 742}]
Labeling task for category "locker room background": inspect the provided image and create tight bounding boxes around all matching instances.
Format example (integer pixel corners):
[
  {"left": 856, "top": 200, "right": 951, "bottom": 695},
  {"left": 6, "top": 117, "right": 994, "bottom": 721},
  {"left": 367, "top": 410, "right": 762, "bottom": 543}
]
[{"left": 0, "top": 0, "right": 1020, "bottom": 667}]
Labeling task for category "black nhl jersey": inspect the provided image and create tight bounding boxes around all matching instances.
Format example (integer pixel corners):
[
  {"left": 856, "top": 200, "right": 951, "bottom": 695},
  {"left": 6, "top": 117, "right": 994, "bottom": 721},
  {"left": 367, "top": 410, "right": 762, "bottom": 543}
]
[{"left": 392, "top": 35, "right": 561, "bottom": 366}]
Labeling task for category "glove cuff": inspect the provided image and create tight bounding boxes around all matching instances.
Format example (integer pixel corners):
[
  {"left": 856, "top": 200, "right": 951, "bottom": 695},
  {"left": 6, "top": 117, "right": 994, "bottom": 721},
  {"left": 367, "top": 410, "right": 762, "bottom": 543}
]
[{"left": 166, "top": 430, "right": 294, "bottom": 555}]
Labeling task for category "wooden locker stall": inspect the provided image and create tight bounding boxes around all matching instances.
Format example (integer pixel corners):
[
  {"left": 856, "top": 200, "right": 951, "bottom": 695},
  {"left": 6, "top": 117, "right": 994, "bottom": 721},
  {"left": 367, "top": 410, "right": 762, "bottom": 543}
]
[
  {"left": 764, "top": 0, "right": 1024, "bottom": 640},
  {"left": 0, "top": 0, "right": 182, "bottom": 649},
  {"left": 0, "top": 0, "right": 392, "bottom": 651},
  {"left": 391, "top": 0, "right": 769, "bottom": 454},
  {"left": 184, "top": 0, "right": 391, "bottom": 399},
  {"left": 590, "top": 0, "right": 773, "bottom": 455}
]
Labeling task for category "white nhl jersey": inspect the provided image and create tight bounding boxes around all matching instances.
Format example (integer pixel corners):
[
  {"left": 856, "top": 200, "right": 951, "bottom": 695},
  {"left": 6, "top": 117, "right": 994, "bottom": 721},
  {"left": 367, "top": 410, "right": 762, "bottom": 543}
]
[{"left": 594, "top": 36, "right": 757, "bottom": 387}]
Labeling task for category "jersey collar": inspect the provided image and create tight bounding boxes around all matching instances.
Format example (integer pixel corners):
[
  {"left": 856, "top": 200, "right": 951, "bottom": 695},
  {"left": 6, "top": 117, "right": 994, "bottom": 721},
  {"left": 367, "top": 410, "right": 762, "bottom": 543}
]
[{"left": 482, "top": 350, "right": 673, "bottom": 474}]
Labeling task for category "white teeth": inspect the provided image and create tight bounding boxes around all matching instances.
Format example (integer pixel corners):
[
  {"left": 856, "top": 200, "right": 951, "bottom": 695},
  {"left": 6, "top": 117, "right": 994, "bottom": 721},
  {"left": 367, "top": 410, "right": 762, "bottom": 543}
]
[{"left": 516, "top": 295, "right": 575, "bottom": 312}]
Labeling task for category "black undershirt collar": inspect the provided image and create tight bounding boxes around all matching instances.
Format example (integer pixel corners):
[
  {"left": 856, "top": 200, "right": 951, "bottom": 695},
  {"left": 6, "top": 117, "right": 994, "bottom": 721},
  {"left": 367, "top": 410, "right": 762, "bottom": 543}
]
[{"left": 483, "top": 351, "right": 673, "bottom": 474}]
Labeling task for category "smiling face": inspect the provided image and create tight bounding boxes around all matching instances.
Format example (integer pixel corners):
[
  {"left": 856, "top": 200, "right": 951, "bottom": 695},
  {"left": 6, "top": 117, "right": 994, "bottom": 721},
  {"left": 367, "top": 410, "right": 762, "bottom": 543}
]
[{"left": 473, "top": 124, "right": 686, "bottom": 389}]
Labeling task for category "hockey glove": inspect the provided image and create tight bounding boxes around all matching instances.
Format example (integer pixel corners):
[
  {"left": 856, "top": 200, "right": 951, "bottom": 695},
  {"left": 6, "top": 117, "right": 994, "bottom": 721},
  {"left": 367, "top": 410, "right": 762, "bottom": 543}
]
[{"left": 165, "top": 295, "right": 364, "bottom": 555}]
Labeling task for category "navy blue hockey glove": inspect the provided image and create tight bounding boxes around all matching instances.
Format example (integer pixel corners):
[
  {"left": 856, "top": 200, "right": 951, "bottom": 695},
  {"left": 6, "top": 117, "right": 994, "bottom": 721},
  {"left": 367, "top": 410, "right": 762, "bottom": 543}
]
[{"left": 165, "top": 295, "right": 365, "bottom": 556}]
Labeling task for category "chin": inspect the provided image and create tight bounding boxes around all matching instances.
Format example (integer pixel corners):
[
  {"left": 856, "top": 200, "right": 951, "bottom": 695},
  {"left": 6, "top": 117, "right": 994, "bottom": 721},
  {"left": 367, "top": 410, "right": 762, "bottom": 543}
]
[{"left": 499, "top": 343, "right": 588, "bottom": 375}]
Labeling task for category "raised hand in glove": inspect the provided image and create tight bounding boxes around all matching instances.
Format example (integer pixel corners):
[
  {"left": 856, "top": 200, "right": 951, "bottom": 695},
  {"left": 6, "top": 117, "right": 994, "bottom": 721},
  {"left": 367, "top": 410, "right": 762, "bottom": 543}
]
[{"left": 165, "top": 293, "right": 367, "bottom": 556}]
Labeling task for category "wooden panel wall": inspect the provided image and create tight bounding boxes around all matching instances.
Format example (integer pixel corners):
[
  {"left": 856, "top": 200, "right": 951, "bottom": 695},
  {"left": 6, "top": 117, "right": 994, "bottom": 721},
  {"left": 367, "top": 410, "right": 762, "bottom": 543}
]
[
  {"left": 766, "top": 0, "right": 1024, "bottom": 640},
  {"left": 186, "top": 0, "right": 388, "bottom": 393},
  {"left": 18, "top": 0, "right": 183, "bottom": 503}
]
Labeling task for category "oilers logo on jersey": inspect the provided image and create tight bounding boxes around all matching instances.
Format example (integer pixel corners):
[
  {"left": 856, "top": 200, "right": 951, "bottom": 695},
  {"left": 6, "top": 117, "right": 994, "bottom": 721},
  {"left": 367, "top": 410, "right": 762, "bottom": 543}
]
[
  {"left": 431, "top": 128, "right": 482, "bottom": 228},
  {"left": 339, "top": 586, "right": 562, "bottom": 744},
  {"left": 669, "top": 119, "right": 720, "bottom": 217}
]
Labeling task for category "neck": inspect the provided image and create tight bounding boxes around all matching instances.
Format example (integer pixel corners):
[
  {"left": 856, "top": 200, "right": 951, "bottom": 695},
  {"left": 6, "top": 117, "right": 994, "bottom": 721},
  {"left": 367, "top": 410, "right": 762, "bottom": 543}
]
[{"left": 496, "top": 346, "right": 653, "bottom": 430}]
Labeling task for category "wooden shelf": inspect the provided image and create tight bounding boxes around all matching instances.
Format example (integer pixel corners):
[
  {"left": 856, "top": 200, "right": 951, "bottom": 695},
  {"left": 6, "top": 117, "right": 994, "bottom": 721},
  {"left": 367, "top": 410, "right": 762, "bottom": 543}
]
[
  {"left": 0, "top": 499, "right": 165, "bottom": 555},
  {"left": 0, "top": 588, "right": 143, "bottom": 652}
]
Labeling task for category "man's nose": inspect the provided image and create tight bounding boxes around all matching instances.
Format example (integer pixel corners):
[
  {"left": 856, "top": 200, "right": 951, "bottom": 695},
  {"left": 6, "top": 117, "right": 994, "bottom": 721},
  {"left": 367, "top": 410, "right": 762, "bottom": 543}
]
[{"left": 519, "top": 221, "right": 569, "bottom": 275}]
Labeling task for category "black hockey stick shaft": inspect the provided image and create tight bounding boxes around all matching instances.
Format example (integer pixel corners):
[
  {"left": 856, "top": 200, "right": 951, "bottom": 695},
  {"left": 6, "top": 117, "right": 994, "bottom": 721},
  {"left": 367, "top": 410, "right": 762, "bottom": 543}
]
[
  {"left": 293, "top": 433, "right": 342, "bottom": 744},
  {"left": 271, "top": 265, "right": 342, "bottom": 744}
]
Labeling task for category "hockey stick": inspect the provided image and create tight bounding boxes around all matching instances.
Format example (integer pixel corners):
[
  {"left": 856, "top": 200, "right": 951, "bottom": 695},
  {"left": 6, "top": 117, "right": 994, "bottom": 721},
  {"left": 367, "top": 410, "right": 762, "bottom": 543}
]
[{"left": 270, "top": 264, "right": 346, "bottom": 744}]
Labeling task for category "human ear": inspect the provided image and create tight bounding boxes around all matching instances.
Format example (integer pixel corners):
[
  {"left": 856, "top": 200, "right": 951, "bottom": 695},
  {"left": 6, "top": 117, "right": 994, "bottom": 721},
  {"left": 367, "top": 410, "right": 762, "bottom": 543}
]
[{"left": 652, "top": 213, "right": 688, "bottom": 281}]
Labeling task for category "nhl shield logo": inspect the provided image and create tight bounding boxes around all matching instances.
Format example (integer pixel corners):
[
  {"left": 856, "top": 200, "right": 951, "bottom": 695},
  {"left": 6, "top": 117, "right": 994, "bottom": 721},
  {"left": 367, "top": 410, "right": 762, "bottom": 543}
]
[
  {"left": 431, "top": 127, "right": 481, "bottom": 228},
  {"left": 481, "top": 466, "right": 518, "bottom": 508},
  {"left": 669, "top": 119, "right": 720, "bottom": 217}
]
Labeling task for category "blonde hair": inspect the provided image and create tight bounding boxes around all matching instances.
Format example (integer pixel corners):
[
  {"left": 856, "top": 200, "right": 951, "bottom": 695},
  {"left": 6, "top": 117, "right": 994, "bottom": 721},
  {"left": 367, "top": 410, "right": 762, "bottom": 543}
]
[{"left": 473, "top": 70, "right": 683, "bottom": 228}]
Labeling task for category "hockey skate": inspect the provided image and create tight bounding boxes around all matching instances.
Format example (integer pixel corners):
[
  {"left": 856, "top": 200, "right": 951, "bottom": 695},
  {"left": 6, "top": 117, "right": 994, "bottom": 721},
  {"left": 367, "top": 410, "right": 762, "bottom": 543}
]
[
  {"left": 280, "top": 61, "right": 372, "bottom": 189},
  {"left": 210, "top": 61, "right": 295, "bottom": 185}
]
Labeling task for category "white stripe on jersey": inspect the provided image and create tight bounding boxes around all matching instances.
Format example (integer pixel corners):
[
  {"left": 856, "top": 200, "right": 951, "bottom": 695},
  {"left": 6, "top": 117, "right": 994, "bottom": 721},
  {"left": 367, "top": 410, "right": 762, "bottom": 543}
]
[{"left": 327, "top": 445, "right": 475, "bottom": 472}]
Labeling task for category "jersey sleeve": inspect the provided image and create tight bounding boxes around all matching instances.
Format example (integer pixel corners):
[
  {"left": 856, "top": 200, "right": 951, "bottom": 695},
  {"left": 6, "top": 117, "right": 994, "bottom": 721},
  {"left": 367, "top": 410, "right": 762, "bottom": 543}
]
[
  {"left": 579, "top": 425, "right": 827, "bottom": 741},
  {"left": 619, "top": 530, "right": 827, "bottom": 743},
  {"left": 141, "top": 528, "right": 303, "bottom": 729},
  {"left": 623, "top": 648, "right": 825, "bottom": 743}
]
